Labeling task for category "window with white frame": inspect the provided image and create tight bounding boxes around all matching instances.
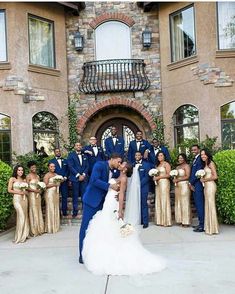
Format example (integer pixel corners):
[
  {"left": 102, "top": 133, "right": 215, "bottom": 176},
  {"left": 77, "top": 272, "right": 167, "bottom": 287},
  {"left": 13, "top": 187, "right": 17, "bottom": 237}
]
[
  {"left": 0, "top": 10, "right": 7, "bottom": 62},
  {"left": 170, "top": 5, "right": 196, "bottom": 62},
  {"left": 221, "top": 101, "right": 235, "bottom": 149},
  {"left": 0, "top": 113, "right": 11, "bottom": 164},
  {"left": 28, "top": 15, "right": 55, "bottom": 68},
  {"left": 95, "top": 21, "right": 131, "bottom": 60},
  {"left": 173, "top": 104, "right": 199, "bottom": 145},
  {"left": 217, "top": 2, "right": 235, "bottom": 50}
]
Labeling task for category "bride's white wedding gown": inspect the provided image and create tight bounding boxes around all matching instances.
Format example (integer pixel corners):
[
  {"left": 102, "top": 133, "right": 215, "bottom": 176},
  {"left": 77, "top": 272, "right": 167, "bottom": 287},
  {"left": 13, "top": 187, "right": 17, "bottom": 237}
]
[{"left": 82, "top": 179, "right": 166, "bottom": 275}]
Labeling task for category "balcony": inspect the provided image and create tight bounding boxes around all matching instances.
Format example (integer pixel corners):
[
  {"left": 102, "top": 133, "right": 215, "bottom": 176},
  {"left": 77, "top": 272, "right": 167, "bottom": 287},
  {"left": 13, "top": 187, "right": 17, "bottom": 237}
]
[{"left": 78, "top": 59, "right": 150, "bottom": 94}]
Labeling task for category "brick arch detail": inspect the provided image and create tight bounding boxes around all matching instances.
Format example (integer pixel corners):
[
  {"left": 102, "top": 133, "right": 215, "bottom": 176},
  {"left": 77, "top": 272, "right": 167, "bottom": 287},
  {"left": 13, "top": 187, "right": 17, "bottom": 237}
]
[
  {"left": 77, "top": 98, "right": 156, "bottom": 134},
  {"left": 89, "top": 12, "right": 135, "bottom": 29}
]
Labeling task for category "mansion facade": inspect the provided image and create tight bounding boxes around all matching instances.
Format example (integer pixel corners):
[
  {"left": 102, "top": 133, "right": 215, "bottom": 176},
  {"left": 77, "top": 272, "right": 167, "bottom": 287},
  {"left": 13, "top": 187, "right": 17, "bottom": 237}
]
[{"left": 0, "top": 1, "right": 234, "bottom": 164}]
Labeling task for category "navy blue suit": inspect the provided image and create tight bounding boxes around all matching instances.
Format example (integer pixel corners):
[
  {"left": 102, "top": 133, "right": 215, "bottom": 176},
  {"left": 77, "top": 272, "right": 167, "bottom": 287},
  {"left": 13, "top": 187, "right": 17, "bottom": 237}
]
[
  {"left": 79, "top": 161, "right": 119, "bottom": 258},
  {"left": 148, "top": 145, "right": 171, "bottom": 166},
  {"left": 67, "top": 151, "right": 89, "bottom": 216},
  {"left": 128, "top": 139, "right": 151, "bottom": 164},
  {"left": 104, "top": 136, "right": 125, "bottom": 159},
  {"left": 49, "top": 157, "right": 69, "bottom": 216},
  {"left": 189, "top": 155, "right": 205, "bottom": 229},
  {"left": 135, "top": 160, "right": 151, "bottom": 226},
  {"left": 83, "top": 145, "right": 105, "bottom": 176}
]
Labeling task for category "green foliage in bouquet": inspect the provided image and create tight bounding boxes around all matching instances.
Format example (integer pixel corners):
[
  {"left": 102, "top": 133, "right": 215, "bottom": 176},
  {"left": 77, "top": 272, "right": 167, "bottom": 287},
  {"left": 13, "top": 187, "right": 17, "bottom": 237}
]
[
  {"left": 0, "top": 160, "right": 13, "bottom": 230},
  {"left": 214, "top": 150, "right": 235, "bottom": 224}
]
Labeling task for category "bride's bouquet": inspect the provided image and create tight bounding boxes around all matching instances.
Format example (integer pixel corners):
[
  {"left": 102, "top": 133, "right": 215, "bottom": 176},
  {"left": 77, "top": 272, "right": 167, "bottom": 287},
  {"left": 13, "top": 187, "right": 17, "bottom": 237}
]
[
  {"left": 170, "top": 169, "right": 178, "bottom": 186},
  {"left": 37, "top": 181, "right": 46, "bottom": 192},
  {"left": 15, "top": 182, "right": 28, "bottom": 200},
  {"left": 195, "top": 169, "right": 206, "bottom": 187},
  {"left": 52, "top": 175, "right": 64, "bottom": 184},
  {"left": 114, "top": 210, "right": 134, "bottom": 238},
  {"left": 148, "top": 168, "right": 159, "bottom": 185}
]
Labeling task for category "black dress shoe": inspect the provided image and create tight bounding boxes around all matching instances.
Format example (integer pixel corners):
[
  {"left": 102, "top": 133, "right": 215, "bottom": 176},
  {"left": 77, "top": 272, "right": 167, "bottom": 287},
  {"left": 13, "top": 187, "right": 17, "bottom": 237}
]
[
  {"left": 143, "top": 224, "right": 149, "bottom": 229},
  {"left": 193, "top": 227, "right": 204, "bottom": 232},
  {"left": 79, "top": 256, "right": 84, "bottom": 264}
]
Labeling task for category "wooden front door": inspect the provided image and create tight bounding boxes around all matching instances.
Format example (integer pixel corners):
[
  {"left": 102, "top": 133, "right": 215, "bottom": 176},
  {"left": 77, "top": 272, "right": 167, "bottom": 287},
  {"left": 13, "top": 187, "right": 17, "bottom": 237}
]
[{"left": 96, "top": 118, "right": 139, "bottom": 151}]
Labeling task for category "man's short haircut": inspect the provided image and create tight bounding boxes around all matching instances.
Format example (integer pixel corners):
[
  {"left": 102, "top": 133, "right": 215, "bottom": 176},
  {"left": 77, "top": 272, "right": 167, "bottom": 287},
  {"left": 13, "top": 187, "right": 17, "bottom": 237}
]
[
  {"left": 191, "top": 144, "right": 200, "bottom": 149},
  {"left": 110, "top": 153, "right": 122, "bottom": 159}
]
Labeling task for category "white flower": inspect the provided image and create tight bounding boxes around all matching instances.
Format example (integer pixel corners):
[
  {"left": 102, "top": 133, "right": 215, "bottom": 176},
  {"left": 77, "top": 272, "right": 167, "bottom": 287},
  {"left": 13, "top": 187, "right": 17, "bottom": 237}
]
[
  {"left": 37, "top": 181, "right": 46, "bottom": 191},
  {"left": 170, "top": 169, "right": 178, "bottom": 177},
  {"left": 19, "top": 182, "right": 28, "bottom": 190},
  {"left": 148, "top": 168, "right": 159, "bottom": 177},
  {"left": 52, "top": 175, "right": 64, "bottom": 184},
  {"left": 114, "top": 210, "right": 135, "bottom": 237},
  {"left": 195, "top": 170, "right": 206, "bottom": 178}
]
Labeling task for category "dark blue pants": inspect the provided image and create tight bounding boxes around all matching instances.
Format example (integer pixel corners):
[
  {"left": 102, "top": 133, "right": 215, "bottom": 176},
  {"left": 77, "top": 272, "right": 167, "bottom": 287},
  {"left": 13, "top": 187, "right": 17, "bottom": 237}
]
[
  {"left": 60, "top": 181, "right": 69, "bottom": 216},
  {"left": 193, "top": 185, "right": 205, "bottom": 228},
  {"left": 71, "top": 181, "right": 87, "bottom": 216},
  {"left": 141, "top": 191, "right": 149, "bottom": 226},
  {"left": 79, "top": 202, "right": 103, "bottom": 258}
]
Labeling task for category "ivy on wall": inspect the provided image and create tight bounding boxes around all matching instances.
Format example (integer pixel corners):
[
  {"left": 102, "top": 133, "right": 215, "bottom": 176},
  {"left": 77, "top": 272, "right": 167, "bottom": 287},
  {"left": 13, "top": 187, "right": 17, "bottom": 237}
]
[{"left": 64, "top": 102, "right": 78, "bottom": 151}]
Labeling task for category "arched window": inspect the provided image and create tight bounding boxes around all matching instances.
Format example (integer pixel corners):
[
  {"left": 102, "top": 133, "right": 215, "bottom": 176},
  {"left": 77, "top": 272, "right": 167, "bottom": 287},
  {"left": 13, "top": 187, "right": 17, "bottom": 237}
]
[
  {"left": 221, "top": 101, "right": 235, "bottom": 149},
  {"left": 173, "top": 104, "right": 199, "bottom": 145},
  {"left": 0, "top": 113, "right": 11, "bottom": 164},
  {"left": 95, "top": 21, "right": 131, "bottom": 60},
  {"left": 32, "top": 111, "right": 59, "bottom": 155}
]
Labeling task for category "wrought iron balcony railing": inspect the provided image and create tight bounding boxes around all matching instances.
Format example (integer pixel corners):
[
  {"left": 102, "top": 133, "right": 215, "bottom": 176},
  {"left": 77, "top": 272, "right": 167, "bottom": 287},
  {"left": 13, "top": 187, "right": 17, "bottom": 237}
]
[{"left": 78, "top": 59, "right": 150, "bottom": 94}]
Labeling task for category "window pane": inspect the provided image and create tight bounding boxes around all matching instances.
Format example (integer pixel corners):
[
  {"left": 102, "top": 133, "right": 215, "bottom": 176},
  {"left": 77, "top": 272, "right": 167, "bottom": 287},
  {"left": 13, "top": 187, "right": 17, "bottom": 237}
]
[
  {"left": 0, "top": 10, "right": 7, "bottom": 62},
  {"left": 0, "top": 114, "right": 11, "bottom": 130},
  {"left": 170, "top": 6, "right": 196, "bottom": 62},
  {"left": 222, "top": 121, "right": 235, "bottom": 149},
  {"left": 0, "top": 132, "right": 11, "bottom": 164},
  {"left": 221, "top": 101, "right": 235, "bottom": 119},
  {"left": 33, "top": 111, "right": 58, "bottom": 131},
  {"left": 29, "top": 15, "right": 55, "bottom": 67},
  {"left": 174, "top": 105, "right": 198, "bottom": 125},
  {"left": 218, "top": 2, "right": 235, "bottom": 50},
  {"left": 33, "top": 132, "right": 56, "bottom": 156},
  {"left": 175, "top": 125, "right": 199, "bottom": 145}
]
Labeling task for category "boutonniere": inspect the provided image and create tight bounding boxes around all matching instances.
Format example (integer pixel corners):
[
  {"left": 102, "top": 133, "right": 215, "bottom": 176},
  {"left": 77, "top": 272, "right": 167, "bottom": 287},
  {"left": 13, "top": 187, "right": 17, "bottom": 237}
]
[
  {"left": 113, "top": 169, "right": 117, "bottom": 173},
  {"left": 116, "top": 139, "right": 119, "bottom": 142}
]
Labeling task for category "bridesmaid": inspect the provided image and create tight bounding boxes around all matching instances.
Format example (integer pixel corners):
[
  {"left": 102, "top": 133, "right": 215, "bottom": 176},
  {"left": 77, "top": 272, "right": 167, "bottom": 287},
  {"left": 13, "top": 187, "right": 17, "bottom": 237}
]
[
  {"left": 26, "top": 161, "right": 44, "bottom": 237},
  {"left": 8, "top": 165, "right": 30, "bottom": 243},
  {"left": 154, "top": 151, "right": 172, "bottom": 227},
  {"left": 200, "top": 149, "right": 219, "bottom": 235},
  {"left": 43, "top": 162, "right": 60, "bottom": 234},
  {"left": 173, "top": 153, "right": 191, "bottom": 227}
]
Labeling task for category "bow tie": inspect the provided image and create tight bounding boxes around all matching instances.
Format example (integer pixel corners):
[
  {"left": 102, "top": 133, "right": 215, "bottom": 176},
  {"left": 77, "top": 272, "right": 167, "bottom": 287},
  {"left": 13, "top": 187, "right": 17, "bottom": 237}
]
[
  {"left": 56, "top": 157, "right": 62, "bottom": 160},
  {"left": 77, "top": 152, "right": 82, "bottom": 155},
  {"left": 92, "top": 145, "right": 97, "bottom": 147},
  {"left": 136, "top": 140, "right": 142, "bottom": 143},
  {"left": 154, "top": 147, "right": 159, "bottom": 150},
  {"left": 112, "top": 136, "right": 117, "bottom": 138},
  {"left": 136, "top": 161, "right": 141, "bottom": 164}
]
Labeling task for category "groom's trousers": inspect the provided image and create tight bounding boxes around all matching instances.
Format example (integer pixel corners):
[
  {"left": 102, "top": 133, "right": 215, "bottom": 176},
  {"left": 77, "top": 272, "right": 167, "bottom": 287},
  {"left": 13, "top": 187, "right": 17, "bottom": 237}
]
[{"left": 79, "top": 202, "right": 103, "bottom": 258}]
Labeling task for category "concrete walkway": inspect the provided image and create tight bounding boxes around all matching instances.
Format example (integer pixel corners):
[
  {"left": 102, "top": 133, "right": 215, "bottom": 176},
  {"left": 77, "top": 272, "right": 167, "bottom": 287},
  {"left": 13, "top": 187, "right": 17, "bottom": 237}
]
[{"left": 0, "top": 224, "right": 235, "bottom": 294}]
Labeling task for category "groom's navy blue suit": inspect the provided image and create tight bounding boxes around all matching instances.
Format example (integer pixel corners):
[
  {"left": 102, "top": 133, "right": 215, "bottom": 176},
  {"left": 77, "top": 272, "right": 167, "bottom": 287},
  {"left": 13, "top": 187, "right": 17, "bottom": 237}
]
[
  {"left": 79, "top": 161, "right": 119, "bottom": 259},
  {"left": 135, "top": 160, "right": 151, "bottom": 226},
  {"left": 189, "top": 155, "right": 205, "bottom": 229}
]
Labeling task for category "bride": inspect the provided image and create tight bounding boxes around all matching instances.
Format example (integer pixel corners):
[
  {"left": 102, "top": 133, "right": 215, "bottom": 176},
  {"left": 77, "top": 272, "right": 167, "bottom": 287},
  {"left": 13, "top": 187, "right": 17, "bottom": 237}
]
[{"left": 82, "top": 161, "right": 166, "bottom": 275}]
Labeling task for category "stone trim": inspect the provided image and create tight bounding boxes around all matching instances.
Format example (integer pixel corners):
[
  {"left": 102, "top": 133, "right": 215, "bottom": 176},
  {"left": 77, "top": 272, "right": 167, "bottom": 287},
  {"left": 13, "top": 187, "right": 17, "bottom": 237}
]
[
  {"left": 89, "top": 12, "right": 135, "bottom": 29},
  {"left": 215, "top": 50, "right": 235, "bottom": 59},
  {"left": 28, "top": 64, "right": 61, "bottom": 76},
  {"left": 0, "top": 62, "right": 11, "bottom": 70},
  {"left": 167, "top": 55, "right": 199, "bottom": 71},
  {"left": 77, "top": 97, "right": 155, "bottom": 134}
]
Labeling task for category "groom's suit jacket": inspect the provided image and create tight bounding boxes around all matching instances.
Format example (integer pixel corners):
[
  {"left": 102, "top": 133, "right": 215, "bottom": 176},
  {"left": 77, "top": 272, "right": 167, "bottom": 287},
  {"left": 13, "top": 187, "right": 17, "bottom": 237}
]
[
  {"left": 83, "top": 161, "right": 119, "bottom": 208},
  {"left": 189, "top": 155, "right": 204, "bottom": 189}
]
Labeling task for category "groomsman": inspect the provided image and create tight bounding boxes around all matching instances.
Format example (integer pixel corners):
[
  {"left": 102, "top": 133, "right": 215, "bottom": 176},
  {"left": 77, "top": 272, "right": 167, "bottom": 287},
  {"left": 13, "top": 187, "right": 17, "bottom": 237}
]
[
  {"left": 68, "top": 142, "right": 89, "bottom": 218},
  {"left": 127, "top": 131, "right": 151, "bottom": 164},
  {"left": 148, "top": 138, "right": 171, "bottom": 166},
  {"left": 83, "top": 136, "right": 105, "bottom": 176},
  {"left": 134, "top": 151, "right": 151, "bottom": 228},
  {"left": 49, "top": 148, "right": 70, "bottom": 218},
  {"left": 189, "top": 144, "right": 205, "bottom": 232},
  {"left": 104, "top": 126, "right": 125, "bottom": 159}
]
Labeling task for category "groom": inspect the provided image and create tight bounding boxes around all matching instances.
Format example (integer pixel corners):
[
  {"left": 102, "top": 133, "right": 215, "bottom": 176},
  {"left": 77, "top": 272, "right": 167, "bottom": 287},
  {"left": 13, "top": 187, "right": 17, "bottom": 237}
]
[{"left": 79, "top": 153, "right": 122, "bottom": 263}]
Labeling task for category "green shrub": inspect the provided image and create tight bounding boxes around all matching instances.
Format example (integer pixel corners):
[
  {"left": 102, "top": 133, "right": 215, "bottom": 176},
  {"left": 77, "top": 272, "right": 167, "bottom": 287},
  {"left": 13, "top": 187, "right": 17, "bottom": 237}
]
[
  {"left": 214, "top": 150, "right": 235, "bottom": 224},
  {"left": 0, "top": 160, "right": 13, "bottom": 230}
]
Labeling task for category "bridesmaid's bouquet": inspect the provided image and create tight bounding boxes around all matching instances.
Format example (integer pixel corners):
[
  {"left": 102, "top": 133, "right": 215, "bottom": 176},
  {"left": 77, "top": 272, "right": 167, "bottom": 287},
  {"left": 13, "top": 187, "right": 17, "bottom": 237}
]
[
  {"left": 52, "top": 175, "right": 64, "bottom": 184},
  {"left": 37, "top": 181, "right": 46, "bottom": 192},
  {"left": 15, "top": 182, "right": 28, "bottom": 200},
  {"left": 170, "top": 169, "right": 179, "bottom": 186},
  {"left": 114, "top": 210, "right": 134, "bottom": 238},
  {"left": 195, "top": 169, "right": 206, "bottom": 187},
  {"left": 148, "top": 168, "right": 159, "bottom": 185}
]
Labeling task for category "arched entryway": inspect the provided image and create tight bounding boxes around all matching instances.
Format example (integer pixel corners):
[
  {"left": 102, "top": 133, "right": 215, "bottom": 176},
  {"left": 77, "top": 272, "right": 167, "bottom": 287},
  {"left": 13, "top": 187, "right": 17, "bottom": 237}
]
[{"left": 96, "top": 118, "right": 139, "bottom": 151}]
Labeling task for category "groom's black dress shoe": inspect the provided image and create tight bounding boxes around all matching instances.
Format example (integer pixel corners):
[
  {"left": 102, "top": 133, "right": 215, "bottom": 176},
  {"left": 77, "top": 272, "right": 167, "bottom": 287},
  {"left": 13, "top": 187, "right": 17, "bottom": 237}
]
[
  {"left": 143, "top": 224, "right": 149, "bottom": 229},
  {"left": 79, "top": 256, "right": 84, "bottom": 264},
  {"left": 193, "top": 227, "right": 204, "bottom": 232}
]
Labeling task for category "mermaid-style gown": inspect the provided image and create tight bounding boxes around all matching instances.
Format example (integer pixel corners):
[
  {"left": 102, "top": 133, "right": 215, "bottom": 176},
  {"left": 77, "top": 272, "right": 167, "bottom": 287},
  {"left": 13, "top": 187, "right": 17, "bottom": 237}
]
[
  {"left": 174, "top": 169, "right": 191, "bottom": 225},
  {"left": 204, "top": 167, "right": 219, "bottom": 235},
  {"left": 13, "top": 182, "right": 30, "bottom": 243},
  {"left": 82, "top": 179, "right": 166, "bottom": 275},
  {"left": 28, "top": 179, "right": 44, "bottom": 236},
  {"left": 44, "top": 178, "right": 60, "bottom": 234},
  {"left": 155, "top": 166, "right": 172, "bottom": 226}
]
